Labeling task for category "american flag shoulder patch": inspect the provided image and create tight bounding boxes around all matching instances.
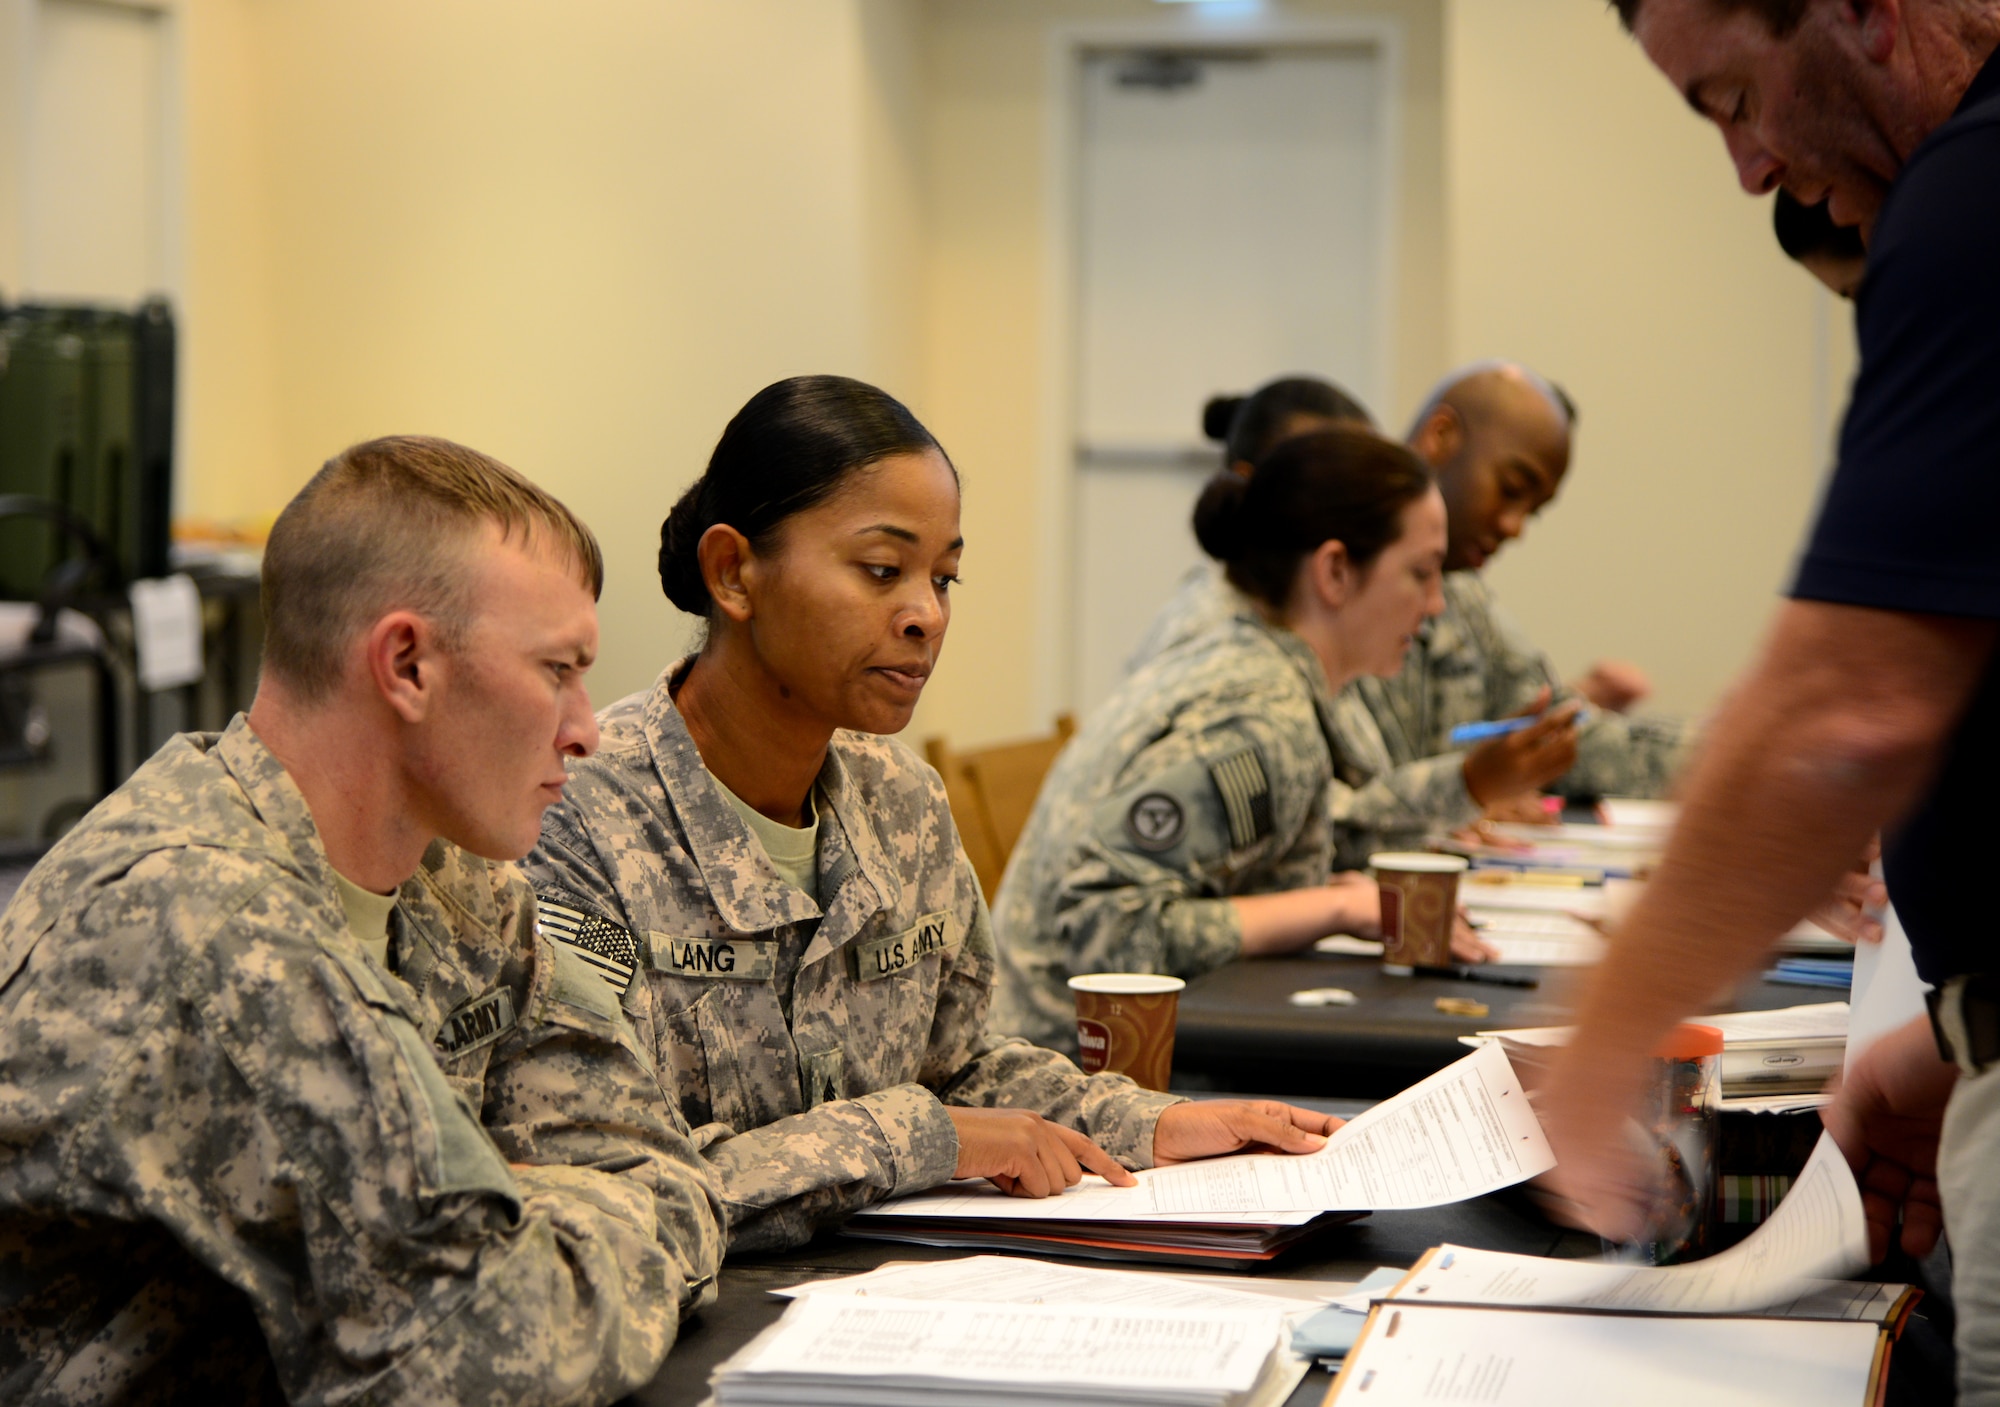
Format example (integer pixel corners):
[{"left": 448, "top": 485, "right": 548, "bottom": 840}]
[
  {"left": 1208, "top": 744, "right": 1274, "bottom": 852},
  {"left": 535, "top": 891, "right": 640, "bottom": 997}
]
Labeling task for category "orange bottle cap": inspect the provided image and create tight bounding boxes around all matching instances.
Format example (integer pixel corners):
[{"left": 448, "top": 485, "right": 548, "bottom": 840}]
[{"left": 1653, "top": 1022, "right": 1725, "bottom": 1060}]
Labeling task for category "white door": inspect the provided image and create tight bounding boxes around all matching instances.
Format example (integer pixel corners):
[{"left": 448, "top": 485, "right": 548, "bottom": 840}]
[{"left": 1070, "top": 43, "right": 1390, "bottom": 714}]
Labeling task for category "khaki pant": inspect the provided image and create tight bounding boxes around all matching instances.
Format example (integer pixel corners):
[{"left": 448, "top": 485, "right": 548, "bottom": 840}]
[{"left": 1943, "top": 1060, "right": 2000, "bottom": 1403}]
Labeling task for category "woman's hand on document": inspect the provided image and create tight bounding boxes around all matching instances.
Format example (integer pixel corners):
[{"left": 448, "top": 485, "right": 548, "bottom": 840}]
[
  {"left": 1151, "top": 1099, "right": 1341, "bottom": 1166},
  {"left": 948, "top": 1107, "right": 1137, "bottom": 1198}
]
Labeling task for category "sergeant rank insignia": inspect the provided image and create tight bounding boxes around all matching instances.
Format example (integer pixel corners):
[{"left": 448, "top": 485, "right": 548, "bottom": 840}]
[{"left": 535, "top": 891, "right": 641, "bottom": 996}]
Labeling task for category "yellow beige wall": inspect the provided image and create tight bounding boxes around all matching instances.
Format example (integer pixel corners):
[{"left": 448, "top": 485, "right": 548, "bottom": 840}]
[
  {"left": 174, "top": 0, "right": 929, "bottom": 707},
  {"left": 1449, "top": 1, "right": 1853, "bottom": 718},
  {"left": 13, "top": 0, "right": 1854, "bottom": 742}
]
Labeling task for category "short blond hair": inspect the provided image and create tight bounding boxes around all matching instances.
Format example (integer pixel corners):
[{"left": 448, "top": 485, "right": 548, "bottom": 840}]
[{"left": 261, "top": 435, "right": 603, "bottom": 702}]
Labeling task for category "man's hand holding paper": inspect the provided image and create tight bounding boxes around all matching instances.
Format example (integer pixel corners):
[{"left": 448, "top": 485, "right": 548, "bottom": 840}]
[{"left": 1820, "top": 1013, "right": 1955, "bottom": 1263}]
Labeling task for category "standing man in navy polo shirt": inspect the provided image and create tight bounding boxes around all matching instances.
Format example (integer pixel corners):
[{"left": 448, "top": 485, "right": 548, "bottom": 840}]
[{"left": 1536, "top": 0, "right": 2000, "bottom": 1396}]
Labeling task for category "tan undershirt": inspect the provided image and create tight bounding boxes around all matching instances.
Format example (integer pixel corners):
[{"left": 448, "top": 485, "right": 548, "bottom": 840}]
[
  {"left": 332, "top": 869, "right": 398, "bottom": 970},
  {"left": 710, "top": 772, "right": 820, "bottom": 898}
]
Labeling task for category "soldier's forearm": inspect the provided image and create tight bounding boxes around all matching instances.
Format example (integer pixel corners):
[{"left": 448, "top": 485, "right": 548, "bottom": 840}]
[
  {"left": 1232, "top": 886, "right": 1371, "bottom": 956},
  {"left": 362, "top": 1179, "right": 684, "bottom": 1407},
  {"left": 701, "top": 1086, "right": 957, "bottom": 1253},
  {"left": 1564, "top": 601, "right": 1986, "bottom": 1079}
]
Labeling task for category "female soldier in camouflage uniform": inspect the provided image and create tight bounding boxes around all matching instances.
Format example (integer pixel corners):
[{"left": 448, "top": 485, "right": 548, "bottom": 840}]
[
  {"left": 993, "top": 428, "right": 1492, "bottom": 1055},
  {"left": 526, "top": 375, "right": 1340, "bottom": 1253},
  {"left": 1129, "top": 375, "right": 1588, "bottom": 862}
]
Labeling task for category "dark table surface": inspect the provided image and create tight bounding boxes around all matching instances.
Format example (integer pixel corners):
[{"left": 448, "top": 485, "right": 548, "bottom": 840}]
[
  {"left": 626, "top": 1094, "right": 1604, "bottom": 1407},
  {"left": 1171, "top": 949, "right": 1842, "bottom": 1098},
  {"left": 626, "top": 1087, "right": 1953, "bottom": 1407}
]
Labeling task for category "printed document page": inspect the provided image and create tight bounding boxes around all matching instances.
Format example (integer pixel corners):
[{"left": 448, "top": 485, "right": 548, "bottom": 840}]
[
  {"left": 1705, "top": 1002, "right": 1849, "bottom": 1044},
  {"left": 860, "top": 1043, "right": 1552, "bottom": 1221},
  {"left": 771, "top": 1255, "right": 1331, "bottom": 1315},
  {"left": 1479, "top": 1002, "right": 1849, "bottom": 1052},
  {"left": 717, "top": 1294, "right": 1282, "bottom": 1397},
  {"left": 1848, "top": 906, "right": 1930, "bottom": 1062},
  {"left": 1464, "top": 910, "right": 1607, "bottom": 966},
  {"left": 1382, "top": 1133, "right": 1871, "bottom": 1317},
  {"left": 1327, "top": 1303, "right": 1879, "bottom": 1406},
  {"left": 1457, "top": 879, "right": 1610, "bottom": 918},
  {"left": 1597, "top": 798, "right": 1679, "bottom": 831}
]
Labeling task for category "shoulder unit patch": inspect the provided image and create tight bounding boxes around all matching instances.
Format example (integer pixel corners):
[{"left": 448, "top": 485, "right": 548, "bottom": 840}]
[{"left": 1124, "top": 793, "right": 1186, "bottom": 852}]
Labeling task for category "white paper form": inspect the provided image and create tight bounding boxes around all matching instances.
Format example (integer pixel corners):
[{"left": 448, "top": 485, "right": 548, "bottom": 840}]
[
  {"left": 861, "top": 1043, "right": 1552, "bottom": 1222},
  {"left": 1597, "top": 798, "right": 1679, "bottom": 831},
  {"left": 129, "top": 574, "right": 205, "bottom": 691},
  {"left": 1706, "top": 1002, "right": 1849, "bottom": 1044},
  {"left": 1848, "top": 904, "right": 1931, "bottom": 1062},
  {"left": 771, "top": 1255, "right": 1332, "bottom": 1315},
  {"left": 1326, "top": 1303, "right": 1880, "bottom": 1407},
  {"left": 716, "top": 1294, "right": 1284, "bottom": 1401},
  {"left": 1457, "top": 879, "right": 1610, "bottom": 918},
  {"left": 1385, "top": 1132, "right": 1871, "bottom": 1318},
  {"left": 1385, "top": 1246, "right": 1904, "bottom": 1324},
  {"left": 1464, "top": 910, "right": 1607, "bottom": 966},
  {"left": 1487, "top": 821, "right": 1666, "bottom": 852}
]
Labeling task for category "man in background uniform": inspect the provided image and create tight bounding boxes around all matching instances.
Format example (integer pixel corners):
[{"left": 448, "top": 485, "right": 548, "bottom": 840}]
[
  {"left": 1353, "top": 362, "right": 1695, "bottom": 823},
  {"left": 0, "top": 437, "right": 723, "bottom": 1405},
  {"left": 1128, "top": 365, "right": 1691, "bottom": 861}
]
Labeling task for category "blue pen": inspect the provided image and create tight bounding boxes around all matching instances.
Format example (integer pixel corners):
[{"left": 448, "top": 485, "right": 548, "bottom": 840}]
[
  {"left": 1450, "top": 716, "right": 1537, "bottom": 745},
  {"left": 1449, "top": 706, "right": 1593, "bottom": 747}
]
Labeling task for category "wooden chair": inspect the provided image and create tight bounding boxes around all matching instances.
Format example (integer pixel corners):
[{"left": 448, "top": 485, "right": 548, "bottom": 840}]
[{"left": 924, "top": 714, "right": 1077, "bottom": 903}]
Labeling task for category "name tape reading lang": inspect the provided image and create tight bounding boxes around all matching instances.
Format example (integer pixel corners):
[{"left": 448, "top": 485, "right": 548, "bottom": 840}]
[{"left": 649, "top": 934, "right": 777, "bottom": 981}]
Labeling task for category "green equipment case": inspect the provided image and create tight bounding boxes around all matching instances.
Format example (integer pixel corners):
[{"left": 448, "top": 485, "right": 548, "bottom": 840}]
[{"left": 0, "top": 297, "right": 175, "bottom": 599}]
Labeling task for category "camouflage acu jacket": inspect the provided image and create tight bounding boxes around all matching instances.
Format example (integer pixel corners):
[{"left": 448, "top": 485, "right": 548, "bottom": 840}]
[
  {"left": 1131, "top": 565, "right": 1693, "bottom": 818},
  {"left": 1358, "top": 571, "right": 1695, "bottom": 801},
  {"left": 992, "top": 610, "right": 1405, "bottom": 1054},
  {"left": 0, "top": 718, "right": 724, "bottom": 1407},
  {"left": 1121, "top": 566, "right": 1480, "bottom": 869},
  {"left": 523, "top": 662, "right": 1179, "bottom": 1255}
]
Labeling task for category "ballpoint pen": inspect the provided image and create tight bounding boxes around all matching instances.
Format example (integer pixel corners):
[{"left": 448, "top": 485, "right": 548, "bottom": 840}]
[
  {"left": 1449, "top": 705, "right": 1594, "bottom": 747},
  {"left": 1423, "top": 965, "right": 1540, "bottom": 989}
]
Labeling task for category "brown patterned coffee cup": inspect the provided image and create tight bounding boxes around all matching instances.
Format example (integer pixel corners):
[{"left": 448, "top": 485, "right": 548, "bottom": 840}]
[
  {"left": 1068, "top": 974, "right": 1184, "bottom": 1091},
  {"left": 1370, "top": 852, "right": 1468, "bottom": 970}
]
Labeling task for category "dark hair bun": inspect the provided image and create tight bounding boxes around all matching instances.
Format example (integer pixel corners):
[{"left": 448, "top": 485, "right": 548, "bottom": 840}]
[
  {"left": 1202, "top": 395, "right": 1245, "bottom": 444},
  {"left": 1191, "top": 469, "right": 1251, "bottom": 561},
  {"left": 656, "top": 375, "right": 948, "bottom": 619},
  {"left": 1192, "top": 427, "right": 1434, "bottom": 608},
  {"left": 658, "top": 480, "right": 713, "bottom": 615}
]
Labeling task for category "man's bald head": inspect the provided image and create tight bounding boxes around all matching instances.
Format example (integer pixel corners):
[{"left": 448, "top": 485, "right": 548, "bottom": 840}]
[
  {"left": 1407, "top": 362, "right": 1575, "bottom": 572},
  {"left": 1406, "top": 362, "right": 1574, "bottom": 444}
]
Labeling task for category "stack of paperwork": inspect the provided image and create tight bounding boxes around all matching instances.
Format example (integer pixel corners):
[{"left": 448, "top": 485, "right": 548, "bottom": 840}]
[
  {"left": 843, "top": 1043, "right": 1552, "bottom": 1265},
  {"left": 712, "top": 1257, "right": 1329, "bottom": 1407},
  {"left": 1473, "top": 1001, "right": 1848, "bottom": 1111},
  {"left": 1325, "top": 1133, "right": 1916, "bottom": 1405},
  {"left": 1457, "top": 872, "right": 1611, "bottom": 966}
]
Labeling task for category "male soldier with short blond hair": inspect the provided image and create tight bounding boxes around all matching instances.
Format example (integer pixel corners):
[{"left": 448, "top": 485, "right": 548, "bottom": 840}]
[{"left": 0, "top": 436, "right": 723, "bottom": 1404}]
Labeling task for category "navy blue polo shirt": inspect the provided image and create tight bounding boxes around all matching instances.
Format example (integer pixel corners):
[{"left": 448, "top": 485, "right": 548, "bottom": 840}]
[{"left": 1790, "top": 47, "right": 2000, "bottom": 984}]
